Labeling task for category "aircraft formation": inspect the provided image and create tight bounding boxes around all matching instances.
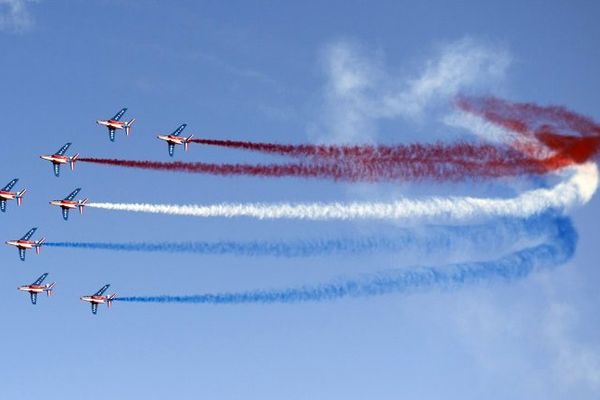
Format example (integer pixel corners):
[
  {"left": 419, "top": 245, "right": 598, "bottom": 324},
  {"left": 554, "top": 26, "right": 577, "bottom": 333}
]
[
  {"left": 6, "top": 107, "right": 194, "bottom": 315},
  {"left": 9, "top": 101, "right": 598, "bottom": 312}
]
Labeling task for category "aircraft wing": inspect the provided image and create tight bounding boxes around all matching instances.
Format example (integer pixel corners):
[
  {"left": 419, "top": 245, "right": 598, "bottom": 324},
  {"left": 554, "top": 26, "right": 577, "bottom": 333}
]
[
  {"left": 32, "top": 273, "right": 48, "bottom": 285},
  {"left": 62, "top": 208, "right": 69, "bottom": 221},
  {"left": 65, "top": 188, "right": 81, "bottom": 201},
  {"left": 30, "top": 292, "right": 37, "bottom": 305},
  {"left": 91, "top": 303, "right": 98, "bottom": 315},
  {"left": 53, "top": 163, "right": 61, "bottom": 177},
  {"left": 172, "top": 123, "right": 187, "bottom": 136},
  {"left": 21, "top": 228, "right": 37, "bottom": 241},
  {"left": 19, "top": 248, "right": 26, "bottom": 261},
  {"left": 94, "top": 284, "right": 110, "bottom": 296},
  {"left": 168, "top": 143, "right": 175, "bottom": 157},
  {"left": 56, "top": 143, "right": 72, "bottom": 156},
  {"left": 109, "top": 128, "right": 116, "bottom": 142},
  {"left": 112, "top": 108, "right": 127, "bottom": 121},
  {"left": 0, "top": 200, "right": 5, "bottom": 213},
  {"left": 2, "top": 178, "right": 18, "bottom": 191}
]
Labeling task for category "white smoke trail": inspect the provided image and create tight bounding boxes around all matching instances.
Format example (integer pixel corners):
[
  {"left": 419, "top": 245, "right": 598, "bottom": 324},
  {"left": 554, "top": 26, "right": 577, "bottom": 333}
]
[{"left": 88, "top": 163, "right": 597, "bottom": 221}]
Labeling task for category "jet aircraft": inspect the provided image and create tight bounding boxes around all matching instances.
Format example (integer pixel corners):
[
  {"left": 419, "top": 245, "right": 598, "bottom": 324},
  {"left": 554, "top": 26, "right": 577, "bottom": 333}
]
[
  {"left": 96, "top": 108, "right": 135, "bottom": 142},
  {"left": 80, "top": 284, "right": 116, "bottom": 315},
  {"left": 6, "top": 228, "right": 46, "bottom": 261},
  {"left": 0, "top": 178, "right": 26, "bottom": 212},
  {"left": 157, "top": 123, "right": 193, "bottom": 156},
  {"left": 50, "top": 188, "right": 88, "bottom": 220},
  {"left": 18, "top": 273, "right": 55, "bottom": 304},
  {"left": 40, "top": 143, "right": 78, "bottom": 177}
]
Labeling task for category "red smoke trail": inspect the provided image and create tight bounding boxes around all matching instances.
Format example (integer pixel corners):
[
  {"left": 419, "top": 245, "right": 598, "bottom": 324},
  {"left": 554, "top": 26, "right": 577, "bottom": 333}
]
[
  {"left": 191, "top": 139, "right": 578, "bottom": 172},
  {"left": 78, "top": 154, "right": 559, "bottom": 182},
  {"left": 78, "top": 99, "right": 599, "bottom": 182},
  {"left": 192, "top": 98, "right": 600, "bottom": 171},
  {"left": 193, "top": 138, "right": 525, "bottom": 163},
  {"left": 457, "top": 96, "right": 600, "bottom": 164}
]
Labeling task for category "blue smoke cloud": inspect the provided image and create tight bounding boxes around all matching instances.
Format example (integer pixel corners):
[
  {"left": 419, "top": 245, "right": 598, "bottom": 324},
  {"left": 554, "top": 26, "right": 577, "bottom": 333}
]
[
  {"left": 45, "top": 215, "right": 557, "bottom": 258},
  {"left": 115, "top": 216, "right": 576, "bottom": 304}
]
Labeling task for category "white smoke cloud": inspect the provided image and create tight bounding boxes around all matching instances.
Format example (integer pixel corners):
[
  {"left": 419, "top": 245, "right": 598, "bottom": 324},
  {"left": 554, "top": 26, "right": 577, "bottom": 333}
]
[
  {"left": 0, "top": 0, "right": 36, "bottom": 33},
  {"left": 317, "top": 37, "right": 511, "bottom": 142}
]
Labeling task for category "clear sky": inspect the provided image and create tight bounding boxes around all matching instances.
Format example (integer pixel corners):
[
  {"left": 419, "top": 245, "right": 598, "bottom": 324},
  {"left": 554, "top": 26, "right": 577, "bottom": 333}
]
[{"left": 1, "top": 1, "right": 599, "bottom": 399}]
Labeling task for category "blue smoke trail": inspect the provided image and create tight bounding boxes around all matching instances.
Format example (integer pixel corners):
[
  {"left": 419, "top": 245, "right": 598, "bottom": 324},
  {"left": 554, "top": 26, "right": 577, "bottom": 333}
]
[
  {"left": 45, "top": 215, "right": 557, "bottom": 258},
  {"left": 115, "top": 216, "right": 576, "bottom": 304}
]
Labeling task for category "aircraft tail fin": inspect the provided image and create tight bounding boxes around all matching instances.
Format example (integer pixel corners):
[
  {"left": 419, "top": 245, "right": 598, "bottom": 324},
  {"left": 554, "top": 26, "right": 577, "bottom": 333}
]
[
  {"left": 16, "top": 189, "right": 26, "bottom": 206},
  {"left": 184, "top": 134, "right": 194, "bottom": 151},
  {"left": 47, "top": 282, "right": 55, "bottom": 296},
  {"left": 35, "top": 238, "right": 46, "bottom": 254},
  {"left": 107, "top": 294, "right": 116, "bottom": 308},
  {"left": 70, "top": 154, "right": 79, "bottom": 171},
  {"left": 79, "top": 199, "right": 89, "bottom": 215},
  {"left": 125, "top": 118, "right": 135, "bottom": 136}
]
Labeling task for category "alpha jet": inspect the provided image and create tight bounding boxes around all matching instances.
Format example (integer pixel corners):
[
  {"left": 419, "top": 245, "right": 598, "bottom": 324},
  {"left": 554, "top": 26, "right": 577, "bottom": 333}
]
[
  {"left": 0, "top": 178, "right": 26, "bottom": 212},
  {"left": 96, "top": 108, "right": 135, "bottom": 142},
  {"left": 40, "top": 143, "right": 79, "bottom": 177},
  {"left": 157, "top": 123, "right": 193, "bottom": 157},
  {"left": 6, "top": 227, "right": 46, "bottom": 261},
  {"left": 50, "top": 188, "right": 88, "bottom": 220},
  {"left": 81, "top": 284, "right": 117, "bottom": 315},
  {"left": 18, "top": 273, "right": 55, "bottom": 304}
]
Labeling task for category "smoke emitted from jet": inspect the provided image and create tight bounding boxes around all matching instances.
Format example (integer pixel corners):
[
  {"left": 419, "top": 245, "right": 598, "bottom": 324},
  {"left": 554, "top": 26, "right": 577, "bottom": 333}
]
[
  {"left": 191, "top": 138, "right": 521, "bottom": 161},
  {"left": 190, "top": 98, "right": 600, "bottom": 172},
  {"left": 43, "top": 215, "right": 557, "bottom": 258},
  {"left": 79, "top": 96, "right": 600, "bottom": 183},
  {"left": 456, "top": 96, "right": 600, "bottom": 161},
  {"left": 77, "top": 148, "right": 583, "bottom": 182},
  {"left": 189, "top": 138, "right": 589, "bottom": 172},
  {"left": 115, "top": 216, "right": 576, "bottom": 304},
  {"left": 86, "top": 162, "right": 598, "bottom": 221}
]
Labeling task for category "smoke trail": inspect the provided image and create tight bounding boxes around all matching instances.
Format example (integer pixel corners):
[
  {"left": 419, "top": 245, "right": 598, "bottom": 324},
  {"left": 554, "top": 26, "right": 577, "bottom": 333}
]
[
  {"left": 78, "top": 155, "right": 560, "bottom": 182},
  {"left": 191, "top": 138, "right": 587, "bottom": 172},
  {"left": 192, "top": 138, "right": 522, "bottom": 162},
  {"left": 115, "top": 216, "right": 576, "bottom": 304},
  {"left": 457, "top": 96, "right": 600, "bottom": 163},
  {"left": 458, "top": 96, "right": 600, "bottom": 138},
  {"left": 87, "top": 163, "right": 598, "bottom": 221},
  {"left": 42, "top": 215, "right": 558, "bottom": 257},
  {"left": 192, "top": 98, "right": 600, "bottom": 169},
  {"left": 78, "top": 139, "right": 590, "bottom": 182}
]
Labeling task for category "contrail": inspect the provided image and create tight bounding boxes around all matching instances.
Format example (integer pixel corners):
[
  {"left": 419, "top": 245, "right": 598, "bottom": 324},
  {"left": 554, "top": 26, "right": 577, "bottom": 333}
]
[
  {"left": 115, "top": 216, "right": 575, "bottom": 304},
  {"left": 43, "top": 216, "right": 557, "bottom": 257},
  {"left": 87, "top": 163, "right": 598, "bottom": 221}
]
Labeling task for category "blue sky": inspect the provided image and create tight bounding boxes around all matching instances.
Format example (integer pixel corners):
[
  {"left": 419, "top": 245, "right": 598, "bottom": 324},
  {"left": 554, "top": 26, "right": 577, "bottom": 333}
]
[{"left": 1, "top": 1, "right": 599, "bottom": 399}]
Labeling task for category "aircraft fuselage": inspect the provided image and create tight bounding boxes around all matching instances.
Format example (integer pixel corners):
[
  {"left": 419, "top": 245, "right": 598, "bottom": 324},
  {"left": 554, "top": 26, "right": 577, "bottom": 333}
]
[
  {"left": 18, "top": 284, "right": 51, "bottom": 293},
  {"left": 6, "top": 239, "right": 37, "bottom": 250},
  {"left": 157, "top": 134, "right": 187, "bottom": 145},
  {"left": 81, "top": 295, "right": 108, "bottom": 304},
  {"left": 97, "top": 119, "right": 128, "bottom": 129},
  {"left": 0, "top": 191, "right": 19, "bottom": 200},
  {"left": 40, "top": 154, "right": 70, "bottom": 164},
  {"left": 50, "top": 200, "right": 79, "bottom": 209}
]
